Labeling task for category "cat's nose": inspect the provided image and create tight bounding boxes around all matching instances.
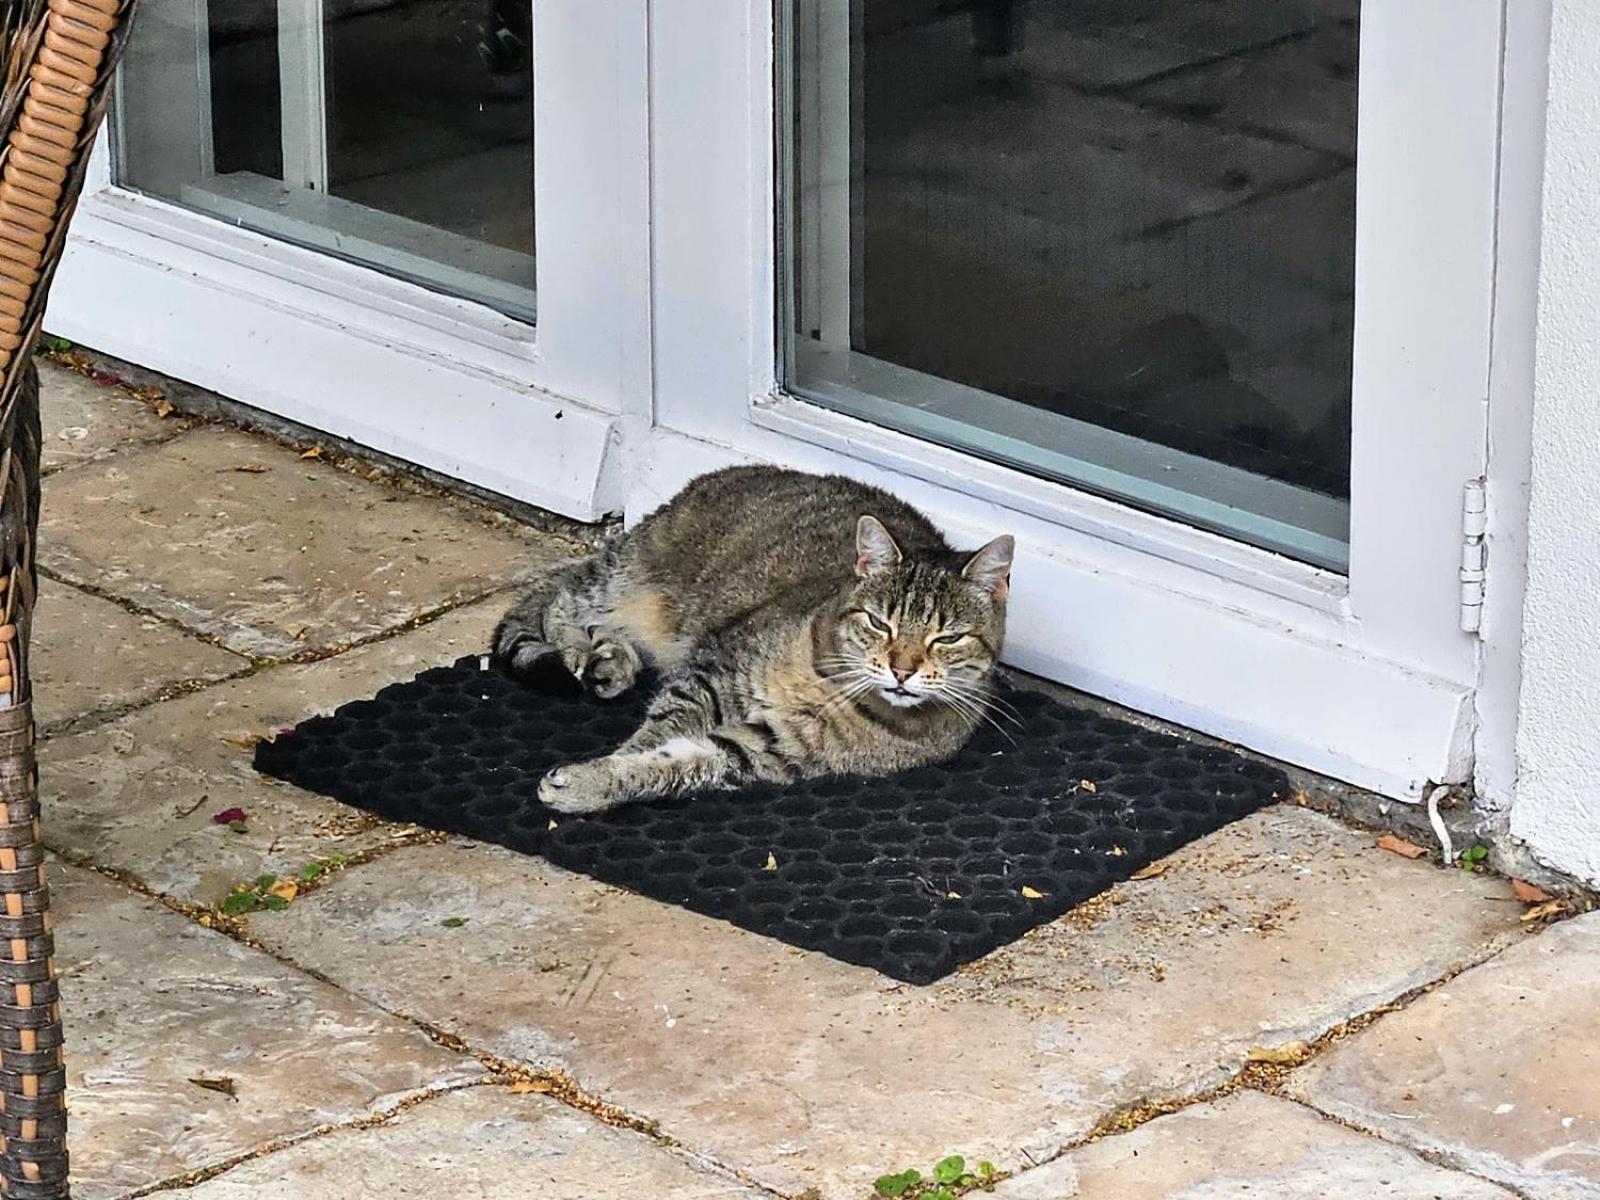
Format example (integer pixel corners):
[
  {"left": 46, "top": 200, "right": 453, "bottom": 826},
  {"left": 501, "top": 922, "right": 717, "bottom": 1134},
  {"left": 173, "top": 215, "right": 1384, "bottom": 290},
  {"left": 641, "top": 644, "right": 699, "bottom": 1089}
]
[{"left": 890, "top": 662, "right": 916, "bottom": 683}]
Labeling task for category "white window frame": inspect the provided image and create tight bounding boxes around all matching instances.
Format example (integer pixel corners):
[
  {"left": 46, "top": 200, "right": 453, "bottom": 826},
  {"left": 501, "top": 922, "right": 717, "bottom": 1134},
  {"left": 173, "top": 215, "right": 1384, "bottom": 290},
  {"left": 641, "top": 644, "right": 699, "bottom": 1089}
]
[
  {"left": 47, "top": 1, "right": 652, "bottom": 521},
  {"left": 638, "top": 0, "right": 1509, "bottom": 801}
]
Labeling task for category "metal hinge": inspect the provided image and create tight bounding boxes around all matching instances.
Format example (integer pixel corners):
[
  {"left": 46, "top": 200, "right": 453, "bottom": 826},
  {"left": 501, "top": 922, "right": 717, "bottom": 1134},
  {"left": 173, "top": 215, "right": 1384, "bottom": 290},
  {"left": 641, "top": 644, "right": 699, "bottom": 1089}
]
[{"left": 1460, "top": 478, "right": 1487, "bottom": 633}]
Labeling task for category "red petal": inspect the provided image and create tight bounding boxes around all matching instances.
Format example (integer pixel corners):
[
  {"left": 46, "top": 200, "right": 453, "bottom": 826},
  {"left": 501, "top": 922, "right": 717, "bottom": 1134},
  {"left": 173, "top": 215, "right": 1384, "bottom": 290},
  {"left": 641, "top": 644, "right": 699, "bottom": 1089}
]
[{"left": 211, "top": 807, "right": 248, "bottom": 825}]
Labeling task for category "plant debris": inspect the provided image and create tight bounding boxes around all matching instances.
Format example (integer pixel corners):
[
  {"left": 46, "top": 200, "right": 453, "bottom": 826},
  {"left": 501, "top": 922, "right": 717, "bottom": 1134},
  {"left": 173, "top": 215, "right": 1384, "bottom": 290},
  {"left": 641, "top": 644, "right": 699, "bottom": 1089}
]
[
  {"left": 1377, "top": 834, "right": 1428, "bottom": 860},
  {"left": 1129, "top": 861, "right": 1170, "bottom": 881},
  {"left": 1246, "top": 1040, "right": 1310, "bottom": 1066},
  {"left": 1512, "top": 879, "right": 1553, "bottom": 903},
  {"left": 188, "top": 1076, "right": 237, "bottom": 1099}
]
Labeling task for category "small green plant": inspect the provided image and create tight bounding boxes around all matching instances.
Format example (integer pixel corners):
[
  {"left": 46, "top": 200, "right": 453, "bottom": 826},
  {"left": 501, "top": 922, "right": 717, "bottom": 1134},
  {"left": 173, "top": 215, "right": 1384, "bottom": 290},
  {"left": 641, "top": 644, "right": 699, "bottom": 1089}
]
[
  {"left": 1460, "top": 844, "right": 1489, "bottom": 872},
  {"left": 39, "top": 335, "right": 73, "bottom": 354},
  {"left": 872, "top": 1155, "right": 999, "bottom": 1198},
  {"left": 219, "top": 852, "right": 348, "bottom": 915}
]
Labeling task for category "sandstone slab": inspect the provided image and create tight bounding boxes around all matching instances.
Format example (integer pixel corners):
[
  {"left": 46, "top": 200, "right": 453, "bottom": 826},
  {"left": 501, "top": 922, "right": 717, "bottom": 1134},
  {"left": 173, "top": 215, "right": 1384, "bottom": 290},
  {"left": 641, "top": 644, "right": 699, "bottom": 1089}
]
[
  {"left": 173, "top": 1085, "right": 762, "bottom": 1199},
  {"left": 37, "top": 358, "right": 187, "bottom": 474},
  {"left": 54, "top": 862, "right": 483, "bottom": 1200},
  {"left": 250, "top": 808, "right": 1522, "bottom": 1198},
  {"left": 40, "top": 600, "right": 500, "bottom": 905},
  {"left": 1291, "top": 911, "right": 1600, "bottom": 1200},
  {"left": 31, "top": 578, "right": 245, "bottom": 733},
  {"left": 992, "top": 1090, "right": 1517, "bottom": 1199},
  {"left": 39, "top": 425, "right": 575, "bottom": 657}
]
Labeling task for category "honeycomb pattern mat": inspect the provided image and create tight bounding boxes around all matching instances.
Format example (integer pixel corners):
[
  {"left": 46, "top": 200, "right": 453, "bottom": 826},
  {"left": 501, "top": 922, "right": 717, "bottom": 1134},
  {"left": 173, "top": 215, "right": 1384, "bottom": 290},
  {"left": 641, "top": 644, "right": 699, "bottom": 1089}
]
[{"left": 254, "top": 656, "right": 1287, "bottom": 983}]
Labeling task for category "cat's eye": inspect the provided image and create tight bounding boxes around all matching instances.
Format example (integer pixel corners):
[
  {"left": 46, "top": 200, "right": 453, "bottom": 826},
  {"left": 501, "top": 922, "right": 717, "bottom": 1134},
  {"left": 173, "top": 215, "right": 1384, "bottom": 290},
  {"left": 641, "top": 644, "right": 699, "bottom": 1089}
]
[
  {"left": 858, "top": 610, "right": 892, "bottom": 635},
  {"left": 930, "top": 631, "right": 969, "bottom": 646}
]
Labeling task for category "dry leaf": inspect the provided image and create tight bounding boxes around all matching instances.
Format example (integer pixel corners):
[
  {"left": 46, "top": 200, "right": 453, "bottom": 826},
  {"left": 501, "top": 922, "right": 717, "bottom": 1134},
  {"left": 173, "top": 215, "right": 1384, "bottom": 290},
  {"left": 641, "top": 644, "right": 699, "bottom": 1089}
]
[
  {"left": 1246, "top": 1040, "right": 1309, "bottom": 1066},
  {"left": 547, "top": 819, "right": 558, "bottom": 831},
  {"left": 1377, "top": 834, "right": 1428, "bottom": 860},
  {"left": 188, "top": 1076, "right": 237, "bottom": 1099},
  {"left": 1522, "top": 900, "right": 1569, "bottom": 924},
  {"left": 300, "top": 445, "right": 324, "bottom": 460},
  {"left": 1130, "top": 861, "right": 1169, "bottom": 881},
  {"left": 763, "top": 852, "right": 778, "bottom": 871},
  {"left": 267, "top": 879, "right": 298, "bottom": 904},
  {"left": 1079, "top": 779, "right": 1098, "bottom": 793},
  {"left": 508, "top": 1079, "right": 555, "bottom": 1094},
  {"left": 1512, "top": 879, "right": 1553, "bottom": 904},
  {"left": 945, "top": 891, "right": 962, "bottom": 900},
  {"left": 1109, "top": 844, "right": 1127, "bottom": 857},
  {"left": 1401, "top": 1091, "right": 1417, "bottom": 1102},
  {"left": 232, "top": 464, "right": 270, "bottom": 474},
  {"left": 153, "top": 398, "right": 175, "bottom": 418},
  {"left": 224, "top": 733, "right": 264, "bottom": 751},
  {"left": 1020, "top": 885, "right": 1046, "bottom": 900}
]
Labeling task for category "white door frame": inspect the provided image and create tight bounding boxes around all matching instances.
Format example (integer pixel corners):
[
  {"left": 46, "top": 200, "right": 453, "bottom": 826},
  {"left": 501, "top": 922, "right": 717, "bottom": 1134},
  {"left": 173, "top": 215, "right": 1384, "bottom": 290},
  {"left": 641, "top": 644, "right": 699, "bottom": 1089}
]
[
  {"left": 638, "top": 0, "right": 1509, "bottom": 801},
  {"left": 48, "top": 0, "right": 652, "bottom": 522}
]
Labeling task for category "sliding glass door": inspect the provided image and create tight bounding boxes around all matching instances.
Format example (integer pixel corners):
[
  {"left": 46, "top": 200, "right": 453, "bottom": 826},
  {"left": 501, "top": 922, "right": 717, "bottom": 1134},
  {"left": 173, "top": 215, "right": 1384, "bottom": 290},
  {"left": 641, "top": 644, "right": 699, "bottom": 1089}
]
[{"left": 783, "top": 0, "right": 1356, "bottom": 569}]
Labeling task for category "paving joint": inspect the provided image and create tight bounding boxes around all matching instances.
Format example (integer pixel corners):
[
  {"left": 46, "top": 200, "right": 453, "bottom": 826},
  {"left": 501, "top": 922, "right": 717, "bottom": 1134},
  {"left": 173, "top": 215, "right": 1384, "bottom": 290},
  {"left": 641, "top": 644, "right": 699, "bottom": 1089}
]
[{"left": 1270, "top": 1092, "right": 1541, "bottom": 1200}]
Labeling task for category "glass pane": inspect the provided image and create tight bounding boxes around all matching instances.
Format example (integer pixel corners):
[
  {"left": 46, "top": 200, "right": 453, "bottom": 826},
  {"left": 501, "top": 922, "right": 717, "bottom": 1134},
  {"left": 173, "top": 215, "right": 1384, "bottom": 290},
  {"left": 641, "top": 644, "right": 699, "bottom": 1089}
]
[
  {"left": 783, "top": 0, "right": 1357, "bottom": 571},
  {"left": 117, "top": 0, "right": 536, "bottom": 322}
]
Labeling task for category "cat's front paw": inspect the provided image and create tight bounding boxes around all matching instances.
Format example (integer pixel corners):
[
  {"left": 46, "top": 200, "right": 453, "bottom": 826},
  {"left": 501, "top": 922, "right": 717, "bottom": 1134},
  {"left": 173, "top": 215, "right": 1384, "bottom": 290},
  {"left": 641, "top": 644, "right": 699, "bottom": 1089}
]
[{"left": 539, "top": 760, "right": 624, "bottom": 814}]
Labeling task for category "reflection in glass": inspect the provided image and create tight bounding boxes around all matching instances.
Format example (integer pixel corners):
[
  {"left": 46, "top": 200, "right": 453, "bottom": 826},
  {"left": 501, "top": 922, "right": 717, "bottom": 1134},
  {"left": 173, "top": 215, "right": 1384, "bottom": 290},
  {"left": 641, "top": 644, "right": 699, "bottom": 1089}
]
[
  {"left": 785, "top": 0, "right": 1357, "bottom": 569},
  {"left": 118, "top": 0, "right": 536, "bottom": 320}
]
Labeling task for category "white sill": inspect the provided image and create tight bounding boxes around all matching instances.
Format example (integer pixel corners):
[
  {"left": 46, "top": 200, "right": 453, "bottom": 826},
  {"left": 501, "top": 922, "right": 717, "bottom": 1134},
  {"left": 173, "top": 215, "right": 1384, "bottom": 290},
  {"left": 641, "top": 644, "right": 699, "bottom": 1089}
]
[{"left": 750, "top": 391, "right": 1351, "bottom": 616}]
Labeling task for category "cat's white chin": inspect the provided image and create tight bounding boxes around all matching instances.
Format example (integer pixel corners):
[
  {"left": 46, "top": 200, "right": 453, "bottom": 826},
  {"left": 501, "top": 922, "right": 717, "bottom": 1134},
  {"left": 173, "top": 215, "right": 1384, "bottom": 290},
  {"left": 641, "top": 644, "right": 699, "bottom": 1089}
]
[{"left": 878, "top": 688, "right": 927, "bottom": 708}]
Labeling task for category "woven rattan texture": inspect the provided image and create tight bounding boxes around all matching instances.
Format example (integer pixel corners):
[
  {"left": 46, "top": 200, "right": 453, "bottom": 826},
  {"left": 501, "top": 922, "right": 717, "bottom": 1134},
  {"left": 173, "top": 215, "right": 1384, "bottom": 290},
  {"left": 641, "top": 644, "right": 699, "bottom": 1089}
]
[{"left": 257, "top": 657, "right": 1287, "bottom": 983}]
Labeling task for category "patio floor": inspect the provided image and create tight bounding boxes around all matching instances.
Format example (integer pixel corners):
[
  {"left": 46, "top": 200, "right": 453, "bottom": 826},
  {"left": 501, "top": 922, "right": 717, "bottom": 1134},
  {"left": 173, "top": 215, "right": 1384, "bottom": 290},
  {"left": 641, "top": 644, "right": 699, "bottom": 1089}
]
[{"left": 31, "top": 355, "right": 1598, "bottom": 1200}]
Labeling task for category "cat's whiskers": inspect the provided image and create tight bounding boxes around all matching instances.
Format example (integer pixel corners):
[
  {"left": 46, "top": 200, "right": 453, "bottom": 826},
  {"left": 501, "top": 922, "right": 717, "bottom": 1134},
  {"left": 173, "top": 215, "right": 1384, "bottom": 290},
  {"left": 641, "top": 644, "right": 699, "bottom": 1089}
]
[{"left": 932, "top": 679, "right": 1019, "bottom": 747}]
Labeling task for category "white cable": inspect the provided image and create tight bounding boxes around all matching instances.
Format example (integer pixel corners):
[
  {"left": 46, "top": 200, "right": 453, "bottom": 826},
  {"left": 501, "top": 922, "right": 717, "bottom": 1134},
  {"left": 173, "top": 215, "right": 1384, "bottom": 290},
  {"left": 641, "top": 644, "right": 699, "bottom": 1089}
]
[{"left": 1426, "top": 784, "right": 1455, "bottom": 864}]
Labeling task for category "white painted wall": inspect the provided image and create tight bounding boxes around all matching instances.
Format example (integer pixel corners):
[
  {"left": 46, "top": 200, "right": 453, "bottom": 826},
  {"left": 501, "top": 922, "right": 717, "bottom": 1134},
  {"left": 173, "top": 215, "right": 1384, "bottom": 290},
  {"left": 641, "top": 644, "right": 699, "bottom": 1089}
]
[{"left": 1512, "top": 0, "right": 1600, "bottom": 884}]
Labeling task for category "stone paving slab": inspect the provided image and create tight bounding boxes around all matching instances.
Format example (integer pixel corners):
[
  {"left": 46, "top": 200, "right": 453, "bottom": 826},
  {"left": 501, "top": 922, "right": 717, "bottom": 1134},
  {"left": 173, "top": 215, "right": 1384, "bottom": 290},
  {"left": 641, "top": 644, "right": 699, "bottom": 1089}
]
[
  {"left": 248, "top": 808, "right": 1522, "bottom": 1199},
  {"left": 31, "top": 578, "right": 246, "bottom": 733},
  {"left": 172, "top": 1085, "right": 763, "bottom": 1199},
  {"left": 38, "top": 425, "right": 575, "bottom": 657},
  {"left": 40, "top": 599, "right": 501, "bottom": 906},
  {"left": 991, "top": 1090, "right": 1518, "bottom": 1199},
  {"left": 1290, "top": 911, "right": 1600, "bottom": 1200},
  {"left": 37, "top": 358, "right": 189, "bottom": 475},
  {"left": 53, "top": 861, "right": 485, "bottom": 1200}
]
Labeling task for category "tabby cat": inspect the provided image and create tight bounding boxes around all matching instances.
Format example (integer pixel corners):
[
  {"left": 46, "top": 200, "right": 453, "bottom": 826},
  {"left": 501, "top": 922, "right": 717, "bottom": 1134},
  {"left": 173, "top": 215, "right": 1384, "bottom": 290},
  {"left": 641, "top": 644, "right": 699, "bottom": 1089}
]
[{"left": 492, "top": 466, "right": 1014, "bottom": 814}]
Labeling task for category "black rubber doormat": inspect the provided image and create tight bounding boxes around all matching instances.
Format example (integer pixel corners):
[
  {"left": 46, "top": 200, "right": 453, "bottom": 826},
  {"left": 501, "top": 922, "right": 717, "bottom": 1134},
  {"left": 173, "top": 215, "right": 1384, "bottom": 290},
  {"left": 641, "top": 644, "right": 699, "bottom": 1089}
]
[{"left": 255, "top": 657, "right": 1286, "bottom": 983}]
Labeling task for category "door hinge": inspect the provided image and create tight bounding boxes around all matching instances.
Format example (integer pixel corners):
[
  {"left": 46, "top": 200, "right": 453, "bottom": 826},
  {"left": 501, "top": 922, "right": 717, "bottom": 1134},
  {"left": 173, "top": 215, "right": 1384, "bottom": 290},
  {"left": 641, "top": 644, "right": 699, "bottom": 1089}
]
[{"left": 1460, "top": 478, "right": 1487, "bottom": 633}]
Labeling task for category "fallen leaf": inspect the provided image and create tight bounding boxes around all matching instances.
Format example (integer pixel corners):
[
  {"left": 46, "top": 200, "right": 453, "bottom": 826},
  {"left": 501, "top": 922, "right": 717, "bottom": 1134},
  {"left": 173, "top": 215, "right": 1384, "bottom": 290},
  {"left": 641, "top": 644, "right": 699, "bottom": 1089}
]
[
  {"left": 1246, "top": 1040, "right": 1309, "bottom": 1065},
  {"left": 1079, "top": 779, "right": 1098, "bottom": 793},
  {"left": 1512, "top": 879, "right": 1553, "bottom": 903},
  {"left": 763, "top": 852, "right": 779, "bottom": 871},
  {"left": 1522, "top": 900, "right": 1569, "bottom": 924},
  {"left": 1401, "top": 1091, "right": 1417, "bottom": 1102},
  {"left": 1109, "top": 844, "right": 1127, "bottom": 857},
  {"left": 267, "top": 879, "right": 298, "bottom": 904},
  {"left": 945, "top": 891, "right": 962, "bottom": 900},
  {"left": 546, "top": 819, "right": 558, "bottom": 831},
  {"left": 1130, "top": 861, "right": 1169, "bottom": 881},
  {"left": 1021, "top": 885, "right": 1046, "bottom": 900},
  {"left": 441, "top": 917, "right": 469, "bottom": 929},
  {"left": 1377, "top": 834, "right": 1428, "bottom": 860},
  {"left": 226, "top": 820, "right": 248, "bottom": 834},
  {"left": 188, "top": 1076, "right": 237, "bottom": 1099},
  {"left": 211, "top": 807, "right": 248, "bottom": 826},
  {"left": 224, "top": 733, "right": 264, "bottom": 751},
  {"left": 508, "top": 1079, "right": 554, "bottom": 1095},
  {"left": 232, "top": 464, "right": 271, "bottom": 474},
  {"left": 300, "top": 445, "right": 324, "bottom": 460},
  {"left": 153, "top": 398, "right": 175, "bottom": 418}
]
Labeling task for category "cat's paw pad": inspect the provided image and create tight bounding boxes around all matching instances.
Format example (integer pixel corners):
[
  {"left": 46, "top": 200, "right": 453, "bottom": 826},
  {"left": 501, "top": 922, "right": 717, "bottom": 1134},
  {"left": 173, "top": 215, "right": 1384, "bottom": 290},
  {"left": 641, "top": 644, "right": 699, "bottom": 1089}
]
[
  {"left": 581, "top": 641, "right": 640, "bottom": 700},
  {"left": 539, "top": 762, "right": 618, "bottom": 814}
]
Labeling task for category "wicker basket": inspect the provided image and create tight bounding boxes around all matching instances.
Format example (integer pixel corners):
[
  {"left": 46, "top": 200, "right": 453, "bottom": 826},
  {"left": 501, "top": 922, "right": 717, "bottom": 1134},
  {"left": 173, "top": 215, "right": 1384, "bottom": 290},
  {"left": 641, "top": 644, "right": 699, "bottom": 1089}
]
[{"left": 0, "top": 2, "right": 142, "bottom": 1195}]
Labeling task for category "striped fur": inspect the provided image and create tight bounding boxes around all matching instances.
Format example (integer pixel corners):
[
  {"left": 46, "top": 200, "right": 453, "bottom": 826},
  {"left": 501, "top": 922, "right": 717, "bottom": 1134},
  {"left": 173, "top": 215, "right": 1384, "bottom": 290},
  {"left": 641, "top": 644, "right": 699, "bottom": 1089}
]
[{"left": 493, "top": 466, "right": 1013, "bottom": 813}]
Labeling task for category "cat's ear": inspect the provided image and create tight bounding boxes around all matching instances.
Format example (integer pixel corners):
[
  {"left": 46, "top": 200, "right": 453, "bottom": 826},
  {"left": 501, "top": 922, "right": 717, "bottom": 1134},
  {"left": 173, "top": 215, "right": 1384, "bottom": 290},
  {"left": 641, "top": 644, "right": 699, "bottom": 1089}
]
[
  {"left": 856, "top": 515, "right": 902, "bottom": 577},
  {"left": 963, "top": 535, "right": 1015, "bottom": 601}
]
